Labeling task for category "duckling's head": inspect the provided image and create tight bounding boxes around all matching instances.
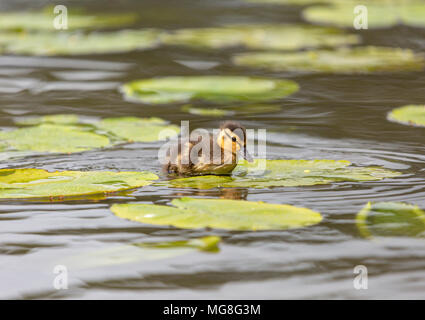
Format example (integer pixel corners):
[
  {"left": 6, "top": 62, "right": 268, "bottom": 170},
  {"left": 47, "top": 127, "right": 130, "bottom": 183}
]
[{"left": 217, "top": 121, "right": 253, "bottom": 162}]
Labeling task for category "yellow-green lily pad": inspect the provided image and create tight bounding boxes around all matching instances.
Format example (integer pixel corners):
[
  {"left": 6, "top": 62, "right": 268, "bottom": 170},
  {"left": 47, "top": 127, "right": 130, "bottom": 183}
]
[
  {"left": 2, "top": 115, "right": 180, "bottom": 155},
  {"left": 388, "top": 105, "right": 425, "bottom": 127},
  {"left": 96, "top": 117, "right": 180, "bottom": 142},
  {"left": 1, "top": 29, "right": 160, "bottom": 56},
  {"left": 121, "top": 76, "right": 299, "bottom": 104},
  {"left": 0, "top": 9, "right": 137, "bottom": 31},
  {"left": 0, "top": 168, "right": 158, "bottom": 199},
  {"left": 233, "top": 47, "right": 425, "bottom": 73},
  {"left": 16, "top": 114, "right": 81, "bottom": 126},
  {"left": 111, "top": 197, "right": 322, "bottom": 231},
  {"left": 356, "top": 202, "right": 425, "bottom": 238},
  {"left": 303, "top": 2, "right": 425, "bottom": 29},
  {"left": 161, "top": 24, "right": 360, "bottom": 51},
  {"left": 166, "top": 159, "right": 401, "bottom": 189},
  {"left": 0, "top": 124, "right": 110, "bottom": 153}
]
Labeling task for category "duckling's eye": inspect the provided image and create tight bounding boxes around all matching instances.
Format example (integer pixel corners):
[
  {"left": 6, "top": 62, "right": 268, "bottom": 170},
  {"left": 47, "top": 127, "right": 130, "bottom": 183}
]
[{"left": 232, "top": 137, "right": 237, "bottom": 142}]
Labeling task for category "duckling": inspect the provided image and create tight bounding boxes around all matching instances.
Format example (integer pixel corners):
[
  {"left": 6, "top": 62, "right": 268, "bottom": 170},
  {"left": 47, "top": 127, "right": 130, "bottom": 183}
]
[{"left": 163, "top": 121, "right": 253, "bottom": 176}]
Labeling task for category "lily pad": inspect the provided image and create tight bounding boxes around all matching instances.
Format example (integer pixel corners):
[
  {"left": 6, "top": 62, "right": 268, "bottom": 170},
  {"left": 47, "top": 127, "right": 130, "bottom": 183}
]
[
  {"left": 303, "top": 2, "right": 425, "bottom": 29},
  {"left": 1, "top": 29, "right": 160, "bottom": 56},
  {"left": 161, "top": 24, "right": 360, "bottom": 51},
  {"left": 95, "top": 117, "right": 180, "bottom": 142},
  {"left": 0, "top": 124, "right": 110, "bottom": 153},
  {"left": 16, "top": 114, "right": 81, "bottom": 126},
  {"left": 0, "top": 168, "right": 158, "bottom": 199},
  {"left": 166, "top": 159, "right": 401, "bottom": 189},
  {"left": 0, "top": 9, "right": 137, "bottom": 31},
  {"left": 2, "top": 115, "right": 180, "bottom": 156},
  {"left": 232, "top": 47, "right": 425, "bottom": 73},
  {"left": 356, "top": 202, "right": 425, "bottom": 238},
  {"left": 111, "top": 197, "right": 322, "bottom": 231},
  {"left": 181, "top": 105, "right": 233, "bottom": 117},
  {"left": 388, "top": 105, "right": 425, "bottom": 127},
  {"left": 181, "top": 103, "right": 283, "bottom": 117},
  {"left": 121, "top": 76, "right": 299, "bottom": 104}
]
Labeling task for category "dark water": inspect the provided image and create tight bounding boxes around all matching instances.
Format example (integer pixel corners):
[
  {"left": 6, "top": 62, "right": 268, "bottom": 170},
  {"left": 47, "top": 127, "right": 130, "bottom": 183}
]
[{"left": 1, "top": 0, "right": 425, "bottom": 299}]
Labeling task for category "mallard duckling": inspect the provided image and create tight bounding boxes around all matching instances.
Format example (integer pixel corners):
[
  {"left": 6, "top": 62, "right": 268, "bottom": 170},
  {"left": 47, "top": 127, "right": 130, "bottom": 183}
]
[{"left": 163, "top": 121, "right": 253, "bottom": 176}]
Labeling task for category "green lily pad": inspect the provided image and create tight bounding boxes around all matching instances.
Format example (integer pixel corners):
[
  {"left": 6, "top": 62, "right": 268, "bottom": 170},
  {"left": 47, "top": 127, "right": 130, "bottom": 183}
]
[
  {"left": 181, "top": 103, "right": 282, "bottom": 117},
  {"left": 0, "top": 124, "right": 110, "bottom": 153},
  {"left": 232, "top": 47, "right": 425, "bottom": 73},
  {"left": 111, "top": 197, "right": 322, "bottom": 231},
  {"left": 388, "top": 105, "right": 425, "bottom": 127},
  {"left": 303, "top": 2, "right": 425, "bottom": 29},
  {"left": 95, "top": 117, "right": 180, "bottom": 142},
  {"left": 1, "top": 115, "right": 180, "bottom": 156},
  {"left": 0, "top": 9, "right": 137, "bottom": 31},
  {"left": 181, "top": 105, "right": 233, "bottom": 117},
  {"left": 166, "top": 159, "right": 401, "bottom": 189},
  {"left": 121, "top": 76, "right": 299, "bottom": 104},
  {"left": 1, "top": 29, "right": 160, "bottom": 56},
  {"left": 161, "top": 24, "right": 360, "bottom": 51},
  {"left": 356, "top": 202, "right": 425, "bottom": 238},
  {"left": 0, "top": 168, "right": 158, "bottom": 199},
  {"left": 16, "top": 114, "right": 81, "bottom": 126}
]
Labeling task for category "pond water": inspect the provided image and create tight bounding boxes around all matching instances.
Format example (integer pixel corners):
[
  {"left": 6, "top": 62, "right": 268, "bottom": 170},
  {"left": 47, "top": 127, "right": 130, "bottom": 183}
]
[{"left": 1, "top": 0, "right": 425, "bottom": 299}]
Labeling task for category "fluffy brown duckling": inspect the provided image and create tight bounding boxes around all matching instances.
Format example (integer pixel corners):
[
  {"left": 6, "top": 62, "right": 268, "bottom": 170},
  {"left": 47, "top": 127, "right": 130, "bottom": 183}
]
[{"left": 163, "top": 121, "right": 253, "bottom": 176}]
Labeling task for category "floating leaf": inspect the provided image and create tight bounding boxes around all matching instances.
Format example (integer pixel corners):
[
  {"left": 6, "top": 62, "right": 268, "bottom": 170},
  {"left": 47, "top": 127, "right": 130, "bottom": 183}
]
[
  {"left": 233, "top": 47, "right": 425, "bottom": 73},
  {"left": 95, "top": 117, "right": 180, "bottom": 142},
  {"left": 1, "top": 29, "right": 161, "bottom": 56},
  {"left": 16, "top": 114, "right": 81, "bottom": 126},
  {"left": 166, "top": 159, "right": 401, "bottom": 189},
  {"left": 388, "top": 105, "right": 425, "bottom": 127},
  {"left": 0, "top": 168, "right": 158, "bottom": 199},
  {"left": 356, "top": 202, "right": 425, "bottom": 238},
  {"left": 303, "top": 3, "right": 425, "bottom": 28},
  {"left": 0, "top": 9, "right": 137, "bottom": 31},
  {"left": 0, "top": 124, "right": 110, "bottom": 153},
  {"left": 161, "top": 24, "right": 360, "bottom": 50},
  {"left": 181, "top": 105, "right": 232, "bottom": 117},
  {"left": 181, "top": 103, "right": 282, "bottom": 116},
  {"left": 121, "top": 76, "right": 299, "bottom": 104},
  {"left": 111, "top": 197, "right": 322, "bottom": 231}
]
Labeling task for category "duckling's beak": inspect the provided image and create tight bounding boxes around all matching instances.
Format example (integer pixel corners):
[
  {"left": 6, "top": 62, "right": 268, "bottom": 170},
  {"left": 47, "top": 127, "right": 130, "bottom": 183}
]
[{"left": 239, "top": 145, "right": 254, "bottom": 163}]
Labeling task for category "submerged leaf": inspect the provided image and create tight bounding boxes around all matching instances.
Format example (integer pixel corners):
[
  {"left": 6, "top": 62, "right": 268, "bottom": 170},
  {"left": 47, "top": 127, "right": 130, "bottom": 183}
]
[
  {"left": 111, "top": 197, "right": 322, "bottom": 231},
  {"left": 388, "top": 105, "right": 425, "bottom": 127},
  {"left": 121, "top": 76, "right": 299, "bottom": 104},
  {"left": 1, "top": 29, "right": 160, "bottom": 55},
  {"left": 166, "top": 159, "right": 401, "bottom": 189},
  {"left": 161, "top": 24, "right": 360, "bottom": 50},
  {"left": 0, "top": 124, "right": 110, "bottom": 153},
  {"left": 233, "top": 47, "right": 425, "bottom": 73},
  {"left": 303, "top": 2, "right": 425, "bottom": 28},
  {"left": 16, "top": 114, "right": 81, "bottom": 126},
  {"left": 356, "top": 202, "right": 425, "bottom": 238},
  {"left": 64, "top": 236, "right": 221, "bottom": 269},
  {"left": 0, "top": 168, "right": 158, "bottom": 199},
  {"left": 181, "top": 105, "right": 233, "bottom": 117}
]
